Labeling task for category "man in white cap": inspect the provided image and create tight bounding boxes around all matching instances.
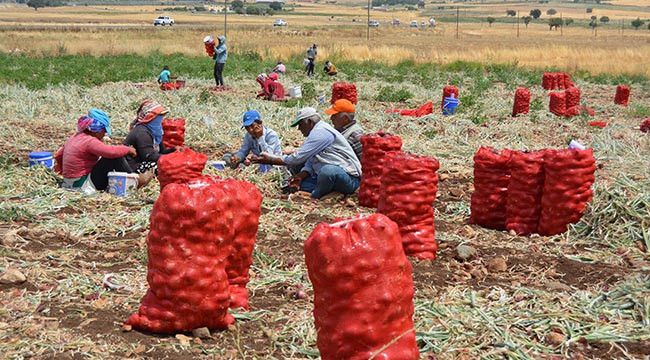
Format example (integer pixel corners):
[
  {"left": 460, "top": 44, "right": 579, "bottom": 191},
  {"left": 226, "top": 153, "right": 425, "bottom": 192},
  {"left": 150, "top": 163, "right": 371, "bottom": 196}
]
[{"left": 252, "top": 107, "right": 362, "bottom": 199}]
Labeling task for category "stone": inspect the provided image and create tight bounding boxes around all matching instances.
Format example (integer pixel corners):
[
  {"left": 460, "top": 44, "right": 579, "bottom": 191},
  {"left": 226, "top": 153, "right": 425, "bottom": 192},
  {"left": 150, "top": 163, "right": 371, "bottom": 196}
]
[
  {"left": 192, "top": 327, "right": 211, "bottom": 339},
  {"left": 456, "top": 245, "right": 477, "bottom": 262},
  {"left": 486, "top": 257, "right": 507, "bottom": 273},
  {"left": 545, "top": 332, "right": 564, "bottom": 346},
  {"left": 546, "top": 280, "right": 572, "bottom": 292},
  {"left": 0, "top": 268, "right": 26, "bottom": 285}
]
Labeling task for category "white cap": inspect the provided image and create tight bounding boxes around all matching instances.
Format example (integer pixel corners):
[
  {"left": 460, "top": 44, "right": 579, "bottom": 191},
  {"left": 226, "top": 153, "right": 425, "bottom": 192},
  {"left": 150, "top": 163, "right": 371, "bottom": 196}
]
[
  {"left": 203, "top": 35, "right": 213, "bottom": 43},
  {"left": 291, "top": 107, "right": 320, "bottom": 127}
]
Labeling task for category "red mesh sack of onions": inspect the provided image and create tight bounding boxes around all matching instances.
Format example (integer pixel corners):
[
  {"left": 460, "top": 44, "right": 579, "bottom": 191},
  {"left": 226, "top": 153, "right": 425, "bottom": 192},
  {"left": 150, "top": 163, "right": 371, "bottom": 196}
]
[
  {"left": 470, "top": 147, "right": 512, "bottom": 230},
  {"left": 358, "top": 132, "right": 403, "bottom": 208},
  {"left": 162, "top": 118, "right": 186, "bottom": 148},
  {"left": 614, "top": 85, "right": 630, "bottom": 106},
  {"left": 505, "top": 150, "right": 545, "bottom": 235},
  {"left": 377, "top": 153, "right": 440, "bottom": 260},
  {"left": 157, "top": 147, "right": 207, "bottom": 190},
  {"left": 304, "top": 214, "right": 419, "bottom": 360},
  {"left": 512, "top": 87, "right": 531, "bottom": 117},
  {"left": 125, "top": 179, "right": 236, "bottom": 333},
  {"left": 331, "top": 82, "right": 358, "bottom": 104},
  {"left": 538, "top": 149, "right": 596, "bottom": 236}
]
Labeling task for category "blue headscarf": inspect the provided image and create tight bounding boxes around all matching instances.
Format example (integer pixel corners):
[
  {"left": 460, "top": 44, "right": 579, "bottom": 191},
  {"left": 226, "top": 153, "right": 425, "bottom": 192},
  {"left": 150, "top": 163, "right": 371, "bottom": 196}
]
[
  {"left": 145, "top": 115, "right": 164, "bottom": 146},
  {"left": 87, "top": 108, "right": 112, "bottom": 136}
]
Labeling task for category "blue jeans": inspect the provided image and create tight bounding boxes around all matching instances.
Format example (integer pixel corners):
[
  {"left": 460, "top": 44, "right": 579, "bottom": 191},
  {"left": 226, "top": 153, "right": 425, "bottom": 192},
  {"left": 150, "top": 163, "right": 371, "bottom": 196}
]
[{"left": 300, "top": 164, "right": 360, "bottom": 199}]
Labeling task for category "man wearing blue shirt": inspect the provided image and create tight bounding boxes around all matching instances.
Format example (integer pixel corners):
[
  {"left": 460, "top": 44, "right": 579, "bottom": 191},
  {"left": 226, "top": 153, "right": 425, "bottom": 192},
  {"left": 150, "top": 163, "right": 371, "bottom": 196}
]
[
  {"left": 252, "top": 107, "right": 362, "bottom": 199},
  {"left": 225, "top": 110, "right": 282, "bottom": 172}
]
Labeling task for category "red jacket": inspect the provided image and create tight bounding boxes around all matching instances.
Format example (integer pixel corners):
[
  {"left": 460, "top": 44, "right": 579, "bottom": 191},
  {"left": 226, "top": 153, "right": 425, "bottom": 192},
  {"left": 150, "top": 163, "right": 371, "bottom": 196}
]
[
  {"left": 54, "top": 133, "right": 131, "bottom": 178},
  {"left": 265, "top": 80, "right": 285, "bottom": 101}
]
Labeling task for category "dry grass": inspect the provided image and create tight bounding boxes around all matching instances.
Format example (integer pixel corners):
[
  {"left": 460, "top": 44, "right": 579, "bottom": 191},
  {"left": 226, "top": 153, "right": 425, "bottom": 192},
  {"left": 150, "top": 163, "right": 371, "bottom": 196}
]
[{"left": 2, "top": 3, "right": 650, "bottom": 76}]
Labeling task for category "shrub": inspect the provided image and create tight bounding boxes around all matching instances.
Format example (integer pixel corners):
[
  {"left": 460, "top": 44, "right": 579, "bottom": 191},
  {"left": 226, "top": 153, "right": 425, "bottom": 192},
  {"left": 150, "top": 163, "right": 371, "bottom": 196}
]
[
  {"left": 506, "top": 10, "right": 516, "bottom": 16},
  {"left": 631, "top": 18, "right": 644, "bottom": 30},
  {"left": 522, "top": 16, "right": 532, "bottom": 28},
  {"left": 600, "top": 16, "right": 609, "bottom": 24},
  {"left": 546, "top": 8, "right": 557, "bottom": 15},
  {"left": 487, "top": 16, "right": 496, "bottom": 26}
]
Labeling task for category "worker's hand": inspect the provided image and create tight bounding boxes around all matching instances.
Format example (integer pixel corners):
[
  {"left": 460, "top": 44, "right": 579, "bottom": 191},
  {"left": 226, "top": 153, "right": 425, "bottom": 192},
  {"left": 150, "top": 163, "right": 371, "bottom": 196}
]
[
  {"left": 250, "top": 152, "right": 272, "bottom": 164},
  {"left": 230, "top": 155, "right": 240, "bottom": 166},
  {"left": 127, "top": 146, "right": 137, "bottom": 158}
]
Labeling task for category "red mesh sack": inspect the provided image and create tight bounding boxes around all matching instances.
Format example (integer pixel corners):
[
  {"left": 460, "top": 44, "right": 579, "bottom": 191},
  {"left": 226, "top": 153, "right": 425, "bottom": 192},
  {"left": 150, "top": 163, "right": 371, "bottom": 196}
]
[
  {"left": 614, "top": 85, "right": 630, "bottom": 106},
  {"left": 221, "top": 178, "right": 263, "bottom": 310},
  {"left": 512, "top": 87, "right": 531, "bottom": 117},
  {"left": 157, "top": 148, "right": 207, "bottom": 190},
  {"left": 561, "top": 73, "right": 574, "bottom": 89},
  {"left": 538, "top": 149, "right": 596, "bottom": 236},
  {"left": 565, "top": 87, "right": 581, "bottom": 109},
  {"left": 505, "top": 151, "right": 545, "bottom": 235},
  {"left": 331, "top": 82, "right": 358, "bottom": 104},
  {"left": 542, "top": 72, "right": 553, "bottom": 90},
  {"left": 162, "top": 118, "right": 186, "bottom": 148},
  {"left": 304, "top": 214, "right": 419, "bottom": 360},
  {"left": 442, "top": 85, "right": 459, "bottom": 109},
  {"left": 160, "top": 83, "right": 176, "bottom": 91},
  {"left": 549, "top": 92, "right": 567, "bottom": 116},
  {"left": 640, "top": 118, "right": 650, "bottom": 133},
  {"left": 125, "top": 179, "right": 236, "bottom": 333},
  {"left": 204, "top": 41, "right": 215, "bottom": 57},
  {"left": 386, "top": 102, "right": 433, "bottom": 117},
  {"left": 470, "top": 147, "right": 512, "bottom": 230},
  {"left": 565, "top": 106, "right": 581, "bottom": 117},
  {"left": 377, "top": 153, "right": 439, "bottom": 259},
  {"left": 358, "top": 132, "right": 403, "bottom": 208},
  {"left": 588, "top": 121, "right": 607, "bottom": 128}
]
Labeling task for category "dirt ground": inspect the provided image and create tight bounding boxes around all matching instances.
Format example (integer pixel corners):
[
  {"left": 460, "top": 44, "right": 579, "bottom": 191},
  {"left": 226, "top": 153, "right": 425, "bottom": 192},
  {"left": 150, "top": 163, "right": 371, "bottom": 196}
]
[{"left": 0, "top": 73, "right": 649, "bottom": 359}]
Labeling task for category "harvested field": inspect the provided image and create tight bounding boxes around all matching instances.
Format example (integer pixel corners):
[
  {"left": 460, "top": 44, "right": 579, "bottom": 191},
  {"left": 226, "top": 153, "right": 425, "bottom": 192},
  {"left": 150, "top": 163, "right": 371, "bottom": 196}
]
[{"left": 1, "top": 63, "right": 649, "bottom": 359}]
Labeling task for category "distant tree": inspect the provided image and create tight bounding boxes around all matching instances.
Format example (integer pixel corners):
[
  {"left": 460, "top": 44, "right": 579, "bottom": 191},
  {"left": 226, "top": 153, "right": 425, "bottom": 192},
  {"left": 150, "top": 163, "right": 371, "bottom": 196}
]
[
  {"left": 487, "top": 16, "right": 495, "bottom": 26},
  {"left": 530, "top": 9, "right": 541, "bottom": 19},
  {"left": 27, "top": 0, "right": 46, "bottom": 10},
  {"left": 564, "top": 18, "right": 573, "bottom": 26},
  {"left": 546, "top": 8, "right": 557, "bottom": 15},
  {"left": 548, "top": 17, "right": 562, "bottom": 30},
  {"left": 506, "top": 9, "right": 516, "bottom": 16},
  {"left": 631, "top": 17, "right": 644, "bottom": 30},
  {"left": 586, "top": 8, "right": 592, "bottom": 13},
  {"left": 230, "top": 0, "right": 243, "bottom": 10},
  {"left": 269, "top": 1, "right": 283, "bottom": 10},
  {"left": 589, "top": 16, "right": 597, "bottom": 28},
  {"left": 600, "top": 16, "right": 609, "bottom": 24},
  {"left": 522, "top": 15, "right": 532, "bottom": 28}
]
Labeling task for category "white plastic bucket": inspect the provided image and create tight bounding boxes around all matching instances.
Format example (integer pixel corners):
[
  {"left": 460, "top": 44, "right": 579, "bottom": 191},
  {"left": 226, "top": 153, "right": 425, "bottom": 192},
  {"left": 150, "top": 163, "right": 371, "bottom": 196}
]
[
  {"left": 289, "top": 86, "right": 302, "bottom": 98},
  {"left": 107, "top": 172, "right": 139, "bottom": 197}
]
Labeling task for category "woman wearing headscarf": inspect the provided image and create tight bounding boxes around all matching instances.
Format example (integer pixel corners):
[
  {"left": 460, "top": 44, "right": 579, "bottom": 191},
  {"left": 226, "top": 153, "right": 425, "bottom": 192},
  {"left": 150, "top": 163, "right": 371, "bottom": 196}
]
[
  {"left": 54, "top": 108, "right": 142, "bottom": 193},
  {"left": 124, "top": 99, "right": 176, "bottom": 174}
]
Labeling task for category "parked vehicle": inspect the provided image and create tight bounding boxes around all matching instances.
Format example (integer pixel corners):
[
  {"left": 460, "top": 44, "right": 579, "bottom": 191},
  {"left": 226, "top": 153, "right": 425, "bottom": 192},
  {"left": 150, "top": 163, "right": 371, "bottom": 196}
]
[
  {"left": 391, "top": 19, "right": 401, "bottom": 26},
  {"left": 273, "top": 19, "right": 288, "bottom": 26},
  {"left": 409, "top": 20, "right": 418, "bottom": 28},
  {"left": 153, "top": 16, "right": 174, "bottom": 26},
  {"left": 368, "top": 20, "right": 380, "bottom": 28}
]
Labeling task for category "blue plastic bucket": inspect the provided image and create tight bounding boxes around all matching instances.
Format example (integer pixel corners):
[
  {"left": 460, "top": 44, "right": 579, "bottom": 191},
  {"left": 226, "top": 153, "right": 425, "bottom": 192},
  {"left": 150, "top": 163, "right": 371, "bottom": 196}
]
[
  {"left": 107, "top": 172, "right": 139, "bottom": 197},
  {"left": 442, "top": 97, "right": 460, "bottom": 116},
  {"left": 210, "top": 160, "right": 226, "bottom": 171},
  {"left": 28, "top": 151, "right": 54, "bottom": 169}
]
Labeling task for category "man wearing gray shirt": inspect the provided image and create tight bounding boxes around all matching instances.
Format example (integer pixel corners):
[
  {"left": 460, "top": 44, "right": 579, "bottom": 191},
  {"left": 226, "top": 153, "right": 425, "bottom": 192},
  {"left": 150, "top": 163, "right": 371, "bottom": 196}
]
[{"left": 252, "top": 107, "right": 362, "bottom": 199}]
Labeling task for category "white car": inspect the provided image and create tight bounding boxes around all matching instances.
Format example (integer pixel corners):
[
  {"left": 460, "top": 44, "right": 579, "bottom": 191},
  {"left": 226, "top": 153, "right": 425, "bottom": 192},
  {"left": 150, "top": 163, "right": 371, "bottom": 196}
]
[
  {"left": 410, "top": 20, "right": 418, "bottom": 28},
  {"left": 368, "top": 20, "right": 380, "bottom": 28},
  {"left": 273, "top": 19, "right": 288, "bottom": 26},
  {"left": 153, "top": 16, "right": 174, "bottom": 26}
]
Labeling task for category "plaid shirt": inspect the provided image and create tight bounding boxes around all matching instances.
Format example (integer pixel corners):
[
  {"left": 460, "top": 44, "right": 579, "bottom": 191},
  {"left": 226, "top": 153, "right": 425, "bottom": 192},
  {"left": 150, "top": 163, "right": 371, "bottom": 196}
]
[{"left": 338, "top": 121, "right": 364, "bottom": 160}]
